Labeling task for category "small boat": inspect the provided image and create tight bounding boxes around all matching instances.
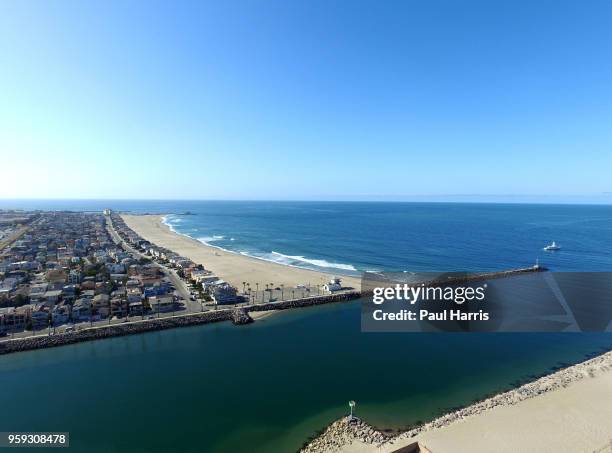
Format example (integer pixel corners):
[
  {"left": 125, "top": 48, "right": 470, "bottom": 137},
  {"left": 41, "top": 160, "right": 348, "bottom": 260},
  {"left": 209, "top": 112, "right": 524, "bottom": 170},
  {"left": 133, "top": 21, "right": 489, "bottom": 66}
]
[{"left": 543, "top": 241, "right": 561, "bottom": 251}]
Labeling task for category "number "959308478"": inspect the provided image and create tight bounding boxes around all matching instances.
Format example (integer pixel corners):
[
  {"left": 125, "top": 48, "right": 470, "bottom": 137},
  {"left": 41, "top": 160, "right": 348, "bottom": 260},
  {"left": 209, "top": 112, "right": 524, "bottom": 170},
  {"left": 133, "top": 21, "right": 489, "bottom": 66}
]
[{"left": 1, "top": 432, "right": 69, "bottom": 448}]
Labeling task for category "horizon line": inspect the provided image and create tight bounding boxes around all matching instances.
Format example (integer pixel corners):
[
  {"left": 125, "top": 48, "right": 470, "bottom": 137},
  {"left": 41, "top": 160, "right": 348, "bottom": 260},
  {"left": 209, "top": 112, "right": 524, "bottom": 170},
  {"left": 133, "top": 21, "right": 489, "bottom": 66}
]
[{"left": 1, "top": 196, "right": 612, "bottom": 206}]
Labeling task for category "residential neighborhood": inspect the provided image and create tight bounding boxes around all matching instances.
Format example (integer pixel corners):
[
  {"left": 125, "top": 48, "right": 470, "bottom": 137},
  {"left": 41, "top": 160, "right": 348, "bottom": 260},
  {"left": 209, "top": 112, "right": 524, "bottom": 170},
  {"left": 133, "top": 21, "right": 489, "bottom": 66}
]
[{"left": 0, "top": 209, "right": 242, "bottom": 337}]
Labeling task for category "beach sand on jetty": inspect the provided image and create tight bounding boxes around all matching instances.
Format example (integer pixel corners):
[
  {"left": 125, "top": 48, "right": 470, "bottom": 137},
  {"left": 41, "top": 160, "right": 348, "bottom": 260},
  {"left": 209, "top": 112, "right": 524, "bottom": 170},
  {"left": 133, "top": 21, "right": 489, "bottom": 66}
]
[
  {"left": 121, "top": 215, "right": 361, "bottom": 291},
  {"left": 302, "top": 350, "right": 612, "bottom": 453}
]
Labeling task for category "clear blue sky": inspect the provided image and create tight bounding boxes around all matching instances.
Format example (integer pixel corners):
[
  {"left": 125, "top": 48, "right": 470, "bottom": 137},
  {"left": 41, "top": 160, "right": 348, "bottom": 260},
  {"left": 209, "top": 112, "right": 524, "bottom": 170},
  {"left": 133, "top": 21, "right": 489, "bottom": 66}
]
[{"left": 1, "top": 0, "right": 611, "bottom": 201}]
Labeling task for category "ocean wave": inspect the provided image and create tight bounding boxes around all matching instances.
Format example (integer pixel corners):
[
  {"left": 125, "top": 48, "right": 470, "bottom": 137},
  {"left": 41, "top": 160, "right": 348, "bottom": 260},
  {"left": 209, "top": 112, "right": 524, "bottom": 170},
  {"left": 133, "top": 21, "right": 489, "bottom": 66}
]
[
  {"left": 197, "top": 235, "right": 225, "bottom": 244},
  {"left": 161, "top": 216, "right": 178, "bottom": 233},
  {"left": 161, "top": 216, "right": 357, "bottom": 274},
  {"left": 270, "top": 251, "right": 357, "bottom": 271},
  {"left": 233, "top": 250, "right": 358, "bottom": 274}
]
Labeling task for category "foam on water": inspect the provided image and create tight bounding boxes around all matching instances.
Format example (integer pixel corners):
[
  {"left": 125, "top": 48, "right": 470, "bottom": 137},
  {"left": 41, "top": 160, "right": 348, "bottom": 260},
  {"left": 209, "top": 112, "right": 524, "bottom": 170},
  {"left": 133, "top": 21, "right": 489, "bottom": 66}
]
[
  {"left": 270, "top": 251, "right": 357, "bottom": 271},
  {"left": 198, "top": 235, "right": 225, "bottom": 243},
  {"left": 158, "top": 202, "right": 612, "bottom": 274},
  {"left": 162, "top": 214, "right": 359, "bottom": 273},
  {"left": 161, "top": 215, "right": 191, "bottom": 238},
  {"left": 234, "top": 250, "right": 359, "bottom": 274}
]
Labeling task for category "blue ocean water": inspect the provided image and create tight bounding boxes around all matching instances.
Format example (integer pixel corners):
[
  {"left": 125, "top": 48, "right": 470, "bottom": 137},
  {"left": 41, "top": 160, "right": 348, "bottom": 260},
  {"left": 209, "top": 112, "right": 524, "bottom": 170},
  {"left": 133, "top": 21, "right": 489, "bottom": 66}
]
[{"left": 4, "top": 200, "right": 610, "bottom": 273}]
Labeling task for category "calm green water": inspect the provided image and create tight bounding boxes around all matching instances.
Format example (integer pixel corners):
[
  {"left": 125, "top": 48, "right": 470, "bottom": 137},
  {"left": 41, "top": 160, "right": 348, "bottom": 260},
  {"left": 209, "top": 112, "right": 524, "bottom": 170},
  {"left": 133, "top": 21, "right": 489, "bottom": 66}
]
[{"left": 1, "top": 300, "right": 611, "bottom": 452}]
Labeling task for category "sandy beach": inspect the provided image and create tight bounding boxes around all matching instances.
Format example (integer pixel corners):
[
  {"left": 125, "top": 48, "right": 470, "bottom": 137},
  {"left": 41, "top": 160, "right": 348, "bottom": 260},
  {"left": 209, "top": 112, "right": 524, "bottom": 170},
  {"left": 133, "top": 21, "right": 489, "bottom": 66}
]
[
  {"left": 121, "top": 214, "right": 361, "bottom": 292},
  {"left": 303, "top": 350, "right": 612, "bottom": 453}
]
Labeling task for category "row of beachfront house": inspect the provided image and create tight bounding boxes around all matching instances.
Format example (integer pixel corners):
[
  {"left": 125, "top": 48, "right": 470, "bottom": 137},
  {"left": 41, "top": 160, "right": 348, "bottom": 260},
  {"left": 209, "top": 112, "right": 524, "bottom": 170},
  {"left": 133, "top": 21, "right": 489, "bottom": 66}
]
[
  {"left": 111, "top": 214, "right": 241, "bottom": 305},
  {"left": 0, "top": 212, "right": 183, "bottom": 333}
]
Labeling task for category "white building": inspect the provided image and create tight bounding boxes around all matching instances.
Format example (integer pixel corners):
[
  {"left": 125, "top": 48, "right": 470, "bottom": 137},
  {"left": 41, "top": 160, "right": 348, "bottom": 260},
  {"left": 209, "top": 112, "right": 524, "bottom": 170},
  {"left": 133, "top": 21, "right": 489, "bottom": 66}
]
[
  {"left": 323, "top": 277, "right": 343, "bottom": 293},
  {"left": 149, "top": 295, "right": 175, "bottom": 312}
]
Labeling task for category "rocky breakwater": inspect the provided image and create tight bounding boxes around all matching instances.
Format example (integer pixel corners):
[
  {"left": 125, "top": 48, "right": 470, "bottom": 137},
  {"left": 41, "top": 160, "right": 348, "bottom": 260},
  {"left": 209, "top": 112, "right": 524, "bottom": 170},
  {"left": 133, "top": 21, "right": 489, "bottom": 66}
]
[
  {"left": 301, "top": 417, "right": 389, "bottom": 453},
  {"left": 389, "top": 349, "right": 612, "bottom": 444},
  {"left": 0, "top": 292, "right": 361, "bottom": 356},
  {"left": 248, "top": 291, "right": 362, "bottom": 313},
  {"left": 231, "top": 308, "right": 253, "bottom": 325},
  {"left": 0, "top": 311, "right": 232, "bottom": 355},
  {"left": 302, "top": 349, "right": 612, "bottom": 452}
]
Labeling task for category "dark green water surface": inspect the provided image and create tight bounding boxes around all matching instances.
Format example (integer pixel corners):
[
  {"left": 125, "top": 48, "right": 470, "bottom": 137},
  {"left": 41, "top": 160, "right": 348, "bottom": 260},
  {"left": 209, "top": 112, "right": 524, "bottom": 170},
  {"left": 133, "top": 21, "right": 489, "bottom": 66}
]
[{"left": 1, "top": 300, "right": 611, "bottom": 452}]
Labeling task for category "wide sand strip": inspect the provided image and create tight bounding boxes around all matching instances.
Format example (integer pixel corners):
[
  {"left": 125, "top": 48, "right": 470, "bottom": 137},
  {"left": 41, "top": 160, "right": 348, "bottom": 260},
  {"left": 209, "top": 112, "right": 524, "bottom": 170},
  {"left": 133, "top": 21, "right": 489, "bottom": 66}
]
[
  {"left": 121, "top": 215, "right": 361, "bottom": 291},
  {"left": 408, "top": 370, "right": 612, "bottom": 453},
  {"left": 304, "top": 350, "right": 612, "bottom": 453}
]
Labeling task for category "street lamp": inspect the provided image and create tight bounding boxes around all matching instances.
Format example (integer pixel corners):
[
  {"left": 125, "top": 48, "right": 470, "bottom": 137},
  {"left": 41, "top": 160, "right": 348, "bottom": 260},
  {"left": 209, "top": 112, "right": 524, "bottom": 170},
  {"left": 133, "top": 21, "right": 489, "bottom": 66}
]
[{"left": 348, "top": 400, "right": 356, "bottom": 420}]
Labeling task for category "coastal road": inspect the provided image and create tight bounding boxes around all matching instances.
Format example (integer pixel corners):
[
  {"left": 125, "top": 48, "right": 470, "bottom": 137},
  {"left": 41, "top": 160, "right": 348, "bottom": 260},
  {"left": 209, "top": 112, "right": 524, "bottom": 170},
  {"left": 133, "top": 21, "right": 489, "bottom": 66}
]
[
  {"left": 105, "top": 216, "right": 199, "bottom": 312},
  {"left": 0, "top": 225, "right": 30, "bottom": 254}
]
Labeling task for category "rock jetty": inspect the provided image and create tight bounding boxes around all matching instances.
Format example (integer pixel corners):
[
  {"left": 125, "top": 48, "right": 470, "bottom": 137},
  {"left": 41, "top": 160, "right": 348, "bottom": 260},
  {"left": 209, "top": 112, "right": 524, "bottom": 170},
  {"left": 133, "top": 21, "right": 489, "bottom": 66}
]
[
  {"left": 0, "top": 311, "right": 231, "bottom": 355},
  {"left": 248, "top": 291, "right": 361, "bottom": 313},
  {"left": 0, "top": 291, "right": 361, "bottom": 356},
  {"left": 231, "top": 308, "right": 253, "bottom": 325},
  {"left": 301, "top": 349, "right": 612, "bottom": 452},
  {"left": 301, "top": 417, "right": 390, "bottom": 453}
]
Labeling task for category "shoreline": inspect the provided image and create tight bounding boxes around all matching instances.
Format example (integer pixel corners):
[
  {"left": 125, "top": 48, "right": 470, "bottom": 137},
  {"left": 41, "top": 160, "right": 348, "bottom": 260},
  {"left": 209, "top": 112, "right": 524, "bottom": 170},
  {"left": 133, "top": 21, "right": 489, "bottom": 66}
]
[
  {"left": 302, "top": 349, "right": 612, "bottom": 453},
  {"left": 121, "top": 214, "right": 362, "bottom": 291},
  {"left": 161, "top": 214, "right": 360, "bottom": 276}
]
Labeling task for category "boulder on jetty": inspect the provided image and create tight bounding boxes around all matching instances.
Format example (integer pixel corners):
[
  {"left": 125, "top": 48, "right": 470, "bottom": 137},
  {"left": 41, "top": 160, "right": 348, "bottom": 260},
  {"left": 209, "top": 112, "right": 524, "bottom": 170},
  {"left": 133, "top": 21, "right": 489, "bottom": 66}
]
[
  {"left": 301, "top": 417, "right": 389, "bottom": 453},
  {"left": 231, "top": 308, "right": 253, "bottom": 325}
]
